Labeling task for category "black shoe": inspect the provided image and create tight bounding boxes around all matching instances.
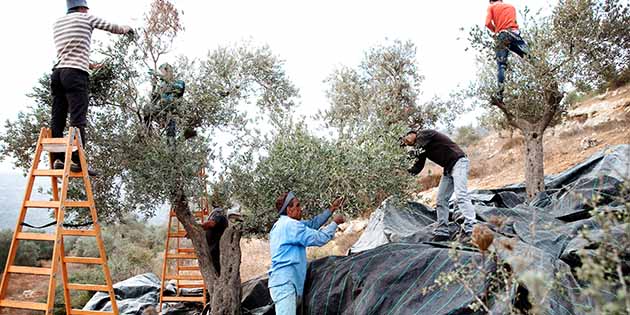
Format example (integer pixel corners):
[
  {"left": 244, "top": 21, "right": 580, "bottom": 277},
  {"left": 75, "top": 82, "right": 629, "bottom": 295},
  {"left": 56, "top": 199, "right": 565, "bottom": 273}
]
[
  {"left": 53, "top": 159, "right": 64, "bottom": 170},
  {"left": 431, "top": 234, "right": 450, "bottom": 242},
  {"left": 70, "top": 162, "right": 100, "bottom": 177}
]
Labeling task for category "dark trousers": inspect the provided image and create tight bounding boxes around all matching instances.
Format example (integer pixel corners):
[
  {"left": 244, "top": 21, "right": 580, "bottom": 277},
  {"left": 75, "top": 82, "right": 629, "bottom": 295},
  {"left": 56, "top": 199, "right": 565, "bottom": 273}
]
[
  {"left": 50, "top": 68, "right": 89, "bottom": 163},
  {"left": 496, "top": 30, "right": 529, "bottom": 87}
]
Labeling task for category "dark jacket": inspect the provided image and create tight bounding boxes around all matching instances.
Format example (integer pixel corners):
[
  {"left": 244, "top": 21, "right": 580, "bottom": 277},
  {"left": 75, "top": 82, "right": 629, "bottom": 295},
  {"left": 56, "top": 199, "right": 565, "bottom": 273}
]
[{"left": 407, "top": 129, "right": 466, "bottom": 175}]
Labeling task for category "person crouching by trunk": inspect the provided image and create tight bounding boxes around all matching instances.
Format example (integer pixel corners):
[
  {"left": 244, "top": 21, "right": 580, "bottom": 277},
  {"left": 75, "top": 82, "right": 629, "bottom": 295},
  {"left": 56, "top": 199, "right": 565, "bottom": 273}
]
[
  {"left": 201, "top": 204, "right": 228, "bottom": 275},
  {"left": 268, "top": 192, "right": 345, "bottom": 315},
  {"left": 400, "top": 129, "right": 477, "bottom": 242}
]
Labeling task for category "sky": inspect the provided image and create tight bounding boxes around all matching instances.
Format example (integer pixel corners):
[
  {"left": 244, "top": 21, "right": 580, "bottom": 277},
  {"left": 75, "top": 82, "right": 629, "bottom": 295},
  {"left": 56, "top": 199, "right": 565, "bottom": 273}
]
[{"left": 0, "top": 0, "right": 556, "bottom": 173}]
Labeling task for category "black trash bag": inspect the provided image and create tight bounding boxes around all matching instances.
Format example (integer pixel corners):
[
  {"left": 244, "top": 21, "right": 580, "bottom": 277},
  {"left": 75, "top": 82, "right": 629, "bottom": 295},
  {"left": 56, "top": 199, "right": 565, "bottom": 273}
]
[
  {"left": 241, "top": 276, "right": 274, "bottom": 315},
  {"left": 82, "top": 273, "right": 200, "bottom": 315},
  {"left": 350, "top": 197, "right": 438, "bottom": 253},
  {"left": 304, "top": 243, "right": 494, "bottom": 315}
]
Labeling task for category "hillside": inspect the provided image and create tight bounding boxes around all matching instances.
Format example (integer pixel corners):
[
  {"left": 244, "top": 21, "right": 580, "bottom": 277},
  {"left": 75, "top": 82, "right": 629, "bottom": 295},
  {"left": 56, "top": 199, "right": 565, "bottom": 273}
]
[{"left": 417, "top": 84, "right": 630, "bottom": 202}]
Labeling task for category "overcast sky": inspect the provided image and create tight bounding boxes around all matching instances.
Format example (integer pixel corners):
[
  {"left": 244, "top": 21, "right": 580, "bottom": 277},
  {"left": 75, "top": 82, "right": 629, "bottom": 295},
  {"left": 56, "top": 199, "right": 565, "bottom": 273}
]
[{"left": 0, "top": 0, "right": 555, "bottom": 172}]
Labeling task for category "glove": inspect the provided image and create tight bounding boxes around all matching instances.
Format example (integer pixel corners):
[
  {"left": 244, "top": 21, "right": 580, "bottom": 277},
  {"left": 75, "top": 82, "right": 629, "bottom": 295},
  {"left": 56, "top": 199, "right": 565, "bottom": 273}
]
[{"left": 121, "top": 25, "right": 134, "bottom": 34}]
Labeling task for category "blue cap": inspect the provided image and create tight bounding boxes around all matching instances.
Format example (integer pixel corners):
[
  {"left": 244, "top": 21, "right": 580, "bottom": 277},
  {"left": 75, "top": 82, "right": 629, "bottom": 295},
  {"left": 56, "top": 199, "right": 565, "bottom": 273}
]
[{"left": 67, "top": 0, "right": 88, "bottom": 10}]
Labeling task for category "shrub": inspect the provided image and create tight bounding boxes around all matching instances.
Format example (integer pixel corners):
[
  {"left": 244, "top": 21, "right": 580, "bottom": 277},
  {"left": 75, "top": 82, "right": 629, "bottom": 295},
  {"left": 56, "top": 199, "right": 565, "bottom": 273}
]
[
  {"left": 454, "top": 125, "right": 483, "bottom": 147},
  {"left": 229, "top": 123, "right": 413, "bottom": 235}
]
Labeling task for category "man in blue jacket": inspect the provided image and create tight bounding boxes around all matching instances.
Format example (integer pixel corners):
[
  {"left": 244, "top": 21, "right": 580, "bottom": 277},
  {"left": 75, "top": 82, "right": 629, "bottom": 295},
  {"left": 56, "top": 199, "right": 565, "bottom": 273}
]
[{"left": 268, "top": 192, "right": 345, "bottom": 314}]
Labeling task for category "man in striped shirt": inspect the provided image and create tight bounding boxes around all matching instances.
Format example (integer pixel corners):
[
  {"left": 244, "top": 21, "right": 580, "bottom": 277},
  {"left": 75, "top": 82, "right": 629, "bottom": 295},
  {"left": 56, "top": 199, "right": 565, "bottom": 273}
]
[{"left": 51, "top": 0, "right": 132, "bottom": 175}]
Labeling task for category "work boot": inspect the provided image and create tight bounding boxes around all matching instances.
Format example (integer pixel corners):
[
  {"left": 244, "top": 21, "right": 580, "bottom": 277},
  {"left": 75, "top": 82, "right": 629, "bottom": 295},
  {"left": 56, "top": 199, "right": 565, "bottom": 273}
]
[
  {"left": 70, "top": 162, "right": 100, "bottom": 177},
  {"left": 53, "top": 159, "right": 64, "bottom": 170}
]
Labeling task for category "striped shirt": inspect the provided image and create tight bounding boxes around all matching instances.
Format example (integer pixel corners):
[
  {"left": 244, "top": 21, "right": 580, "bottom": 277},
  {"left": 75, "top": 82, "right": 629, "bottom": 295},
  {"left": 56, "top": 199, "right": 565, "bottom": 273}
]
[{"left": 53, "top": 12, "right": 126, "bottom": 73}]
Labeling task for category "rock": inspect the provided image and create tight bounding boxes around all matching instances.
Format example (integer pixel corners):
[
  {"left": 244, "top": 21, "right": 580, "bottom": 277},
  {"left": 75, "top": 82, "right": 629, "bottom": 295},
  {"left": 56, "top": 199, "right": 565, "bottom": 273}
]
[
  {"left": 580, "top": 134, "right": 599, "bottom": 150},
  {"left": 22, "top": 290, "right": 34, "bottom": 299}
]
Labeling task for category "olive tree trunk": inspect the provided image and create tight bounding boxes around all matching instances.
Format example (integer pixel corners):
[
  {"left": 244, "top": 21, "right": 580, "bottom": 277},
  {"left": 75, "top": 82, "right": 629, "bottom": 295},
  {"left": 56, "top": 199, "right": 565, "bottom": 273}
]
[
  {"left": 171, "top": 191, "right": 242, "bottom": 315},
  {"left": 522, "top": 128, "right": 545, "bottom": 200}
]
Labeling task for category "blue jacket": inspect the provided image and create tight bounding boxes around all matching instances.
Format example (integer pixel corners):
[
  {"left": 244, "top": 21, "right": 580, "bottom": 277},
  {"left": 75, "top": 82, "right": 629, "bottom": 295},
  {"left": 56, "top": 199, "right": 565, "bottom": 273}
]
[{"left": 268, "top": 209, "right": 337, "bottom": 296}]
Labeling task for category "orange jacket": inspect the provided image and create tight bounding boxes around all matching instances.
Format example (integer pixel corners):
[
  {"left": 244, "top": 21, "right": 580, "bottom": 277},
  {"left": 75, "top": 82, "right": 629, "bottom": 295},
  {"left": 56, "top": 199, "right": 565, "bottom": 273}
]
[{"left": 485, "top": 2, "right": 519, "bottom": 33}]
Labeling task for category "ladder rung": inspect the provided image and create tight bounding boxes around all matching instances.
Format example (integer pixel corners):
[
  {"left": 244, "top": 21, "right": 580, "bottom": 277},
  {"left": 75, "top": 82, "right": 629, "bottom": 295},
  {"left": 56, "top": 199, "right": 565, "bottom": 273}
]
[
  {"left": 178, "top": 265, "right": 200, "bottom": 271},
  {"left": 25, "top": 200, "right": 60, "bottom": 208},
  {"left": 161, "top": 296, "right": 205, "bottom": 302},
  {"left": 168, "top": 232, "right": 187, "bottom": 238},
  {"left": 32, "top": 169, "right": 84, "bottom": 178},
  {"left": 177, "top": 283, "right": 205, "bottom": 288},
  {"left": 67, "top": 283, "right": 109, "bottom": 291},
  {"left": 177, "top": 248, "right": 195, "bottom": 253},
  {"left": 65, "top": 201, "right": 92, "bottom": 208},
  {"left": 0, "top": 299, "right": 47, "bottom": 311},
  {"left": 70, "top": 310, "right": 115, "bottom": 315},
  {"left": 166, "top": 254, "right": 197, "bottom": 259},
  {"left": 16, "top": 232, "right": 56, "bottom": 241},
  {"left": 41, "top": 138, "right": 68, "bottom": 144},
  {"left": 33, "top": 169, "right": 64, "bottom": 177},
  {"left": 63, "top": 257, "right": 103, "bottom": 264},
  {"left": 164, "top": 274, "right": 203, "bottom": 280},
  {"left": 7, "top": 266, "right": 52, "bottom": 275},
  {"left": 62, "top": 229, "right": 96, "bottom": 236}
]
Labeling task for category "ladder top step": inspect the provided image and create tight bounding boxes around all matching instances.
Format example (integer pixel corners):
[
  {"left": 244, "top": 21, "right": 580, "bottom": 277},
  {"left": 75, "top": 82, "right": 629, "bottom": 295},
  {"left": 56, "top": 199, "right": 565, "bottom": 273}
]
[
  {"left": 177, "top": 248, "right": 195, "bottom": 253},
  {"left": 161, "top": 296, "right": 205, "bottom": 303},
  {"left": 16, "top": 232, "right": 56, "bottom": 241},
  {"left": 25, "top": 200, "right": 60, "bottom": 208},
  {"left": 7, "top": 265, "right": 52, "bottom": 275},
  {"left": 41, "top": 138, "right": 69, "bottom": 144},
  {"left": 63, "top": 256, "right": 104, "bottom": 264},
  {"left": 0, "top": 299, "right": 47, "bottom": 311},
  {"left": 42, "top": 143, "right": 78, "bottom": 153},
  {"left": 67, "top": 283, "right": 109, "bottom": 291}
]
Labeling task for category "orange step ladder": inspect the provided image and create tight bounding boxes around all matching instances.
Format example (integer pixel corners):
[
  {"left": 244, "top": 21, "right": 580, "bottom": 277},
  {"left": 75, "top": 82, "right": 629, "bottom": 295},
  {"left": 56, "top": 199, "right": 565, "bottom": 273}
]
[
  {"left": 0, "top": 127, "right": 118, "bottom": 315},
  {"left": 158, "top": 197, "right": 209, "bottom": 311}
]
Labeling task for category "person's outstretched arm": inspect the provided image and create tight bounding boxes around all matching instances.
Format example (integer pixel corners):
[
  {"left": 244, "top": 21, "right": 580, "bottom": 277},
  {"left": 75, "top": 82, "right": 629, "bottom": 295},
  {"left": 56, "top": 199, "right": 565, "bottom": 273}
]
[
  {"left": 302, "top": 209, "right": 332, "bottom": 230},
  {"left": 302, "top": 196, "right": 343, "bottom": 229},
  {"left": 295, "top": 222, "right": 338, "bottom": 247},
  {"left": 88, "top": 15, "right": 130, "bottom": 34}
]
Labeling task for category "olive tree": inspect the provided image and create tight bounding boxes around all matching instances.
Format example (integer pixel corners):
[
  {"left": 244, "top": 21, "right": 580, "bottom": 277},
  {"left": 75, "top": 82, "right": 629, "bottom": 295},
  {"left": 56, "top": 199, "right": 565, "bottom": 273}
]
[
  {"left": 466, "top": 0, "right": 629, "bottom": 199},
  {"left": 0, "top": 1, "right": 298, "bottom": 314},
  {"left": 227, "top": 40, "right": 456, "bottom": 234}
]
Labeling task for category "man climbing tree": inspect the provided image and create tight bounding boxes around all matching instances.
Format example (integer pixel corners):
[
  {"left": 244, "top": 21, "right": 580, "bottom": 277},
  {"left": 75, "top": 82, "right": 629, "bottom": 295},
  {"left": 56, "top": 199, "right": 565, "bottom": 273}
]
[
  {"left": 51, "top": 0, "right": 132, "bottom": 176},
  {"left": 485, "top": 0, "right": 529, "bottom": 102},
  {"left": 400, "top": 129, "right": 477, "bottom": 242},
  {"left": 468, "top": 0, "right": 630, "bottom": 200},
  {"left": 145, "top": 63, "right": 188, "bottom": 141}
]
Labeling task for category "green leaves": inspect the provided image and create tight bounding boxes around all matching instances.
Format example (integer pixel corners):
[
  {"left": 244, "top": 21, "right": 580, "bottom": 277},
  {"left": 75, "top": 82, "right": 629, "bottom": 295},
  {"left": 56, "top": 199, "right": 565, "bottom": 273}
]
[{"left": 228, "top": 122, "right": 412, "bottom": 236}]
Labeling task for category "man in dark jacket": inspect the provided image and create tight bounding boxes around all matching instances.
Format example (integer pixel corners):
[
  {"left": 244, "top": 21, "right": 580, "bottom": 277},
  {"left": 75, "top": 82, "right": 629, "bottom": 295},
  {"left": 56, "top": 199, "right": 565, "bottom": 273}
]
[{"left": 401, "top": 129, "right": 477, "bottom": 241}]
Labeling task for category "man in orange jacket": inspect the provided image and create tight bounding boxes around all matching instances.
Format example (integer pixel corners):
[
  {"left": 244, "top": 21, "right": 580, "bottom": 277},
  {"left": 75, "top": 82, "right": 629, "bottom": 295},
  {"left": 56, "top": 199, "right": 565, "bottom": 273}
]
[{"left": 485, "top": 0, "right": 529, "bottom": 101}]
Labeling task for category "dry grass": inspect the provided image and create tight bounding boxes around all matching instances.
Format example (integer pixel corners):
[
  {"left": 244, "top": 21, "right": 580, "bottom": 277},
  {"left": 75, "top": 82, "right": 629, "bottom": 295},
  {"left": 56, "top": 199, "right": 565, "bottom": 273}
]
[
  {"left": 307, "top": 230, "right": 363, "bottom": 260},
  {"left": 240, "top": 238, "right": 270, "bottom": 282}
]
